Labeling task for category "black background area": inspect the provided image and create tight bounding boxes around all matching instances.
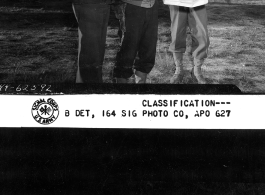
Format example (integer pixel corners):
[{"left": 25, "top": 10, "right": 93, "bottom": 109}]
[{"left": 1, "top": 129, "right": 265, "bottom": 194}]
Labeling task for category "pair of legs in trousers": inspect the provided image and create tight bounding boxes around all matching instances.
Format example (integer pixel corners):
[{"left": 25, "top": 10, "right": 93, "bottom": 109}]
[
  {"left": 112, "top": 1, "right": 158, "bottom": 83},
  {"left": 169, "top": 5, "right": 210, "bottom": 84},
  {"left": 73, "top": 3, "right": 110, "bottom": 83}
]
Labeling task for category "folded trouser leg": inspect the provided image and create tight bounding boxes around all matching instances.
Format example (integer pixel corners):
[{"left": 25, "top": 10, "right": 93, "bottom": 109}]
[
  {"left": 168, "top": 6, "right": 188, "bottom": 84},
  {"left": 134, "top": 0, "right": 158, "bottom": 77},
  {"left": 188, "top": 5, "right": 209, "bottom": 61},
  {"left": 73, "top": 3, "right": 110, "bottom": 83},
  {"left": 113, "top": 1, "right": 158, "bottom": 82},
  {"left": 113, "top": 3, "right": 144, "bottom": 80},
  {"left": 168, "top": 6, "right": 188, "bottom": 54},
  {"left": 188, "top": 6, "right": 209, "bottom": 84}
]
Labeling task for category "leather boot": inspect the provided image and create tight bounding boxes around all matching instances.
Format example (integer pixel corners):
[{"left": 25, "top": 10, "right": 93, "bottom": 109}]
[
  {"left": 170, "top": 52, "right": 184, "bottom": 84},
  {"left": 191, "top": 59, "right": 207, "bottom": 84},
  {"left": 135, "top": 70, "right": 147, "bottom": 84}
]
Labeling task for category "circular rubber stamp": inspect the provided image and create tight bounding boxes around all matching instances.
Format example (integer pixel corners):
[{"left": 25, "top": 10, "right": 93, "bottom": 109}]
[{"left": 31, "top": 98, "right": 59, "bottom": 125}]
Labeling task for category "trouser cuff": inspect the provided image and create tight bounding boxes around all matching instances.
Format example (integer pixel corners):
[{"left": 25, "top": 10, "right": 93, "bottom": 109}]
[{"left": 113, "top": 67, "right": 134, "bottom": 79}]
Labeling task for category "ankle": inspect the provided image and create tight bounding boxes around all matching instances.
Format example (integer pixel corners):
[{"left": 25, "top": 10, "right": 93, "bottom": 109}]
[
  {"left": 191, "top": 67, "right": 207, "bottom": 84},
  {"left": 172, "top": 52, "right": 183, "bottom": 65}
]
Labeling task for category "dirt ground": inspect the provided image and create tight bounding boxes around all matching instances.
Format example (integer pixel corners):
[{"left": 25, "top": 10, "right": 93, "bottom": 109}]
[{"left": 0, "top": 0, "right": 264, "bottom": 93}]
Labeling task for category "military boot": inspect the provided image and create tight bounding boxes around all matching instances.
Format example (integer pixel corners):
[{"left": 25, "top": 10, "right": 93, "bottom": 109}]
[{"left": 191, "top": 59, "right": 207, "bottom": 84}]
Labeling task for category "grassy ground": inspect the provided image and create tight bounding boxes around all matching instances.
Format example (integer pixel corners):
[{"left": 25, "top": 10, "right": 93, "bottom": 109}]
[
  {"left": 0, "top": 0, "right": 264, "bottom": 92},
  {"left": 151, "top": 0, "right": 265, "bottom": 92}
]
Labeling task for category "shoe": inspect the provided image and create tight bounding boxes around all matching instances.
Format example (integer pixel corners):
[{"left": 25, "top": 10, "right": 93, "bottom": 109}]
[
  {"left": 190, "top": 58, "right": 207, "bottom": 84},
  {"left": 191, "top": 67, "right": 207, "bottom": 84},
  {"left": 135, "top": 70, "right": 147, "bottom": 84}
]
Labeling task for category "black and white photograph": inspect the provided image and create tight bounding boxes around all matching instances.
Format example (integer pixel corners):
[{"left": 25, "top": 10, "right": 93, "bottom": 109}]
[
  {"left": 0, "top": 0, "right": 264, "bottom": 92},
  {"left": 0, "top": 0, "right": 265, "bottom": 194}
]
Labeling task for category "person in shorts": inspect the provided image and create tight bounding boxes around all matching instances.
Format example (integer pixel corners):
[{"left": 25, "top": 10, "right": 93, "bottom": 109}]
[
  {"left": 164, "top": 0, "right": 210, "bottom": 84},
  {"left": 112, "top": 0, "right": 158, "bottom": 83}
]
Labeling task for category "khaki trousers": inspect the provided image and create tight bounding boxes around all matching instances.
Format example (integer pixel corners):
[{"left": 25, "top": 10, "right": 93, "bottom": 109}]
[{"left": 169, "top": 5, "right": 210, "bottom": 61}]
